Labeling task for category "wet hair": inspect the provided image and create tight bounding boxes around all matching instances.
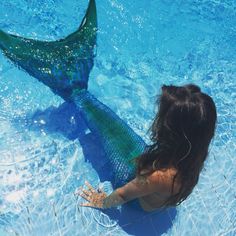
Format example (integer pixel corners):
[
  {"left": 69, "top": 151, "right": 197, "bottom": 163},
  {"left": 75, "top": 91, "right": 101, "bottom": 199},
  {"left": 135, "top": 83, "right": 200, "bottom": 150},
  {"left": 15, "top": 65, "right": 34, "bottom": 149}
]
[{"left": 136, "top": 84, "right": 217, "bottom": 207}]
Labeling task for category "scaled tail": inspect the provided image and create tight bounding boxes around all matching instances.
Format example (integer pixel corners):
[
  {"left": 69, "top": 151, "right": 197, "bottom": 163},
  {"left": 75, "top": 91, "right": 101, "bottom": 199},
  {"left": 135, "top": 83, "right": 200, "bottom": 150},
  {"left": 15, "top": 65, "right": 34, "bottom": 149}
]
[{"left": 0, "top": 0, "right": 97, "bottom": 101}]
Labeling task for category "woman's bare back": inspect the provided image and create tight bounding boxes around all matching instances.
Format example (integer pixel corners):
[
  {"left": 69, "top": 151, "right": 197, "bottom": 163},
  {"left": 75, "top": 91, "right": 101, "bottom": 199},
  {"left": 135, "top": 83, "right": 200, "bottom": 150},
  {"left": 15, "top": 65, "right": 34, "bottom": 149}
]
[{"left": 138, "top": 167, "right": 181, "bottom": 211}]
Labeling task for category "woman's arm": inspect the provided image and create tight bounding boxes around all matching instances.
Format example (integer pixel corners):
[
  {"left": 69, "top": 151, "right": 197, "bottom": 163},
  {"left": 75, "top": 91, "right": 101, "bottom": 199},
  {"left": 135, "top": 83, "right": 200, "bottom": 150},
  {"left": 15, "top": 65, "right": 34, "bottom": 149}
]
[{"left": 77, "top": 171, "right": 165, "bottom": 209}]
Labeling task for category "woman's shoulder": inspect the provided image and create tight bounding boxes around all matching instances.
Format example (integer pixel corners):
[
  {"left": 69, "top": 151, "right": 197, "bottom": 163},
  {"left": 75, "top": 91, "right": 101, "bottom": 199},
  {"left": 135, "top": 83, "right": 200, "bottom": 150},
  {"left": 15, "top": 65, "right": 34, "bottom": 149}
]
[{"left": 147, "top": 166, "right": 181, "bottom": 195}]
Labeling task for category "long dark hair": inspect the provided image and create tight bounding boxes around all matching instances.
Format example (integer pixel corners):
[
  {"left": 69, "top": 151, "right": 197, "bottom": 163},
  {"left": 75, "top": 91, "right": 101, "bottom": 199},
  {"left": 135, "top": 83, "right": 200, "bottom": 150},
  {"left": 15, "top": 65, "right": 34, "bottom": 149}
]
[{"left": 136, "top": 84, "right": 217, "bottom": 207}]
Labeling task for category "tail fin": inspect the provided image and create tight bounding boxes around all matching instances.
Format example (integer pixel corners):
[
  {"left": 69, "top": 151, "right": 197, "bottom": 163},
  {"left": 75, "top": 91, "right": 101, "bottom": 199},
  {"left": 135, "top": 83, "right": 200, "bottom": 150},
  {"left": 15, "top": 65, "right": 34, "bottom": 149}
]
[{"left": 0, "top": 0, "right": 97, "bottom": 101}]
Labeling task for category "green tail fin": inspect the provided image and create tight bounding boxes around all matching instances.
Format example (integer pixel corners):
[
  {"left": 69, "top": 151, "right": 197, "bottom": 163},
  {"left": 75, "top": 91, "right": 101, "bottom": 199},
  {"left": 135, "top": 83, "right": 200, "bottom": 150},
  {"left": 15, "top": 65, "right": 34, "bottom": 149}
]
[{"left": 0, "top": 0, "right": 97, "bottom": 100}]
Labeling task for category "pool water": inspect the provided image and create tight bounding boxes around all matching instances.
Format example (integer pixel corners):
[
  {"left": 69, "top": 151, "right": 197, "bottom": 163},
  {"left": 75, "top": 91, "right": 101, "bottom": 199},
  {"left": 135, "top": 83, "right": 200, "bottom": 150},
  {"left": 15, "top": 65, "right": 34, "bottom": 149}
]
[{"left": 0, "top": 0, "right": 235, "bottom": 235}]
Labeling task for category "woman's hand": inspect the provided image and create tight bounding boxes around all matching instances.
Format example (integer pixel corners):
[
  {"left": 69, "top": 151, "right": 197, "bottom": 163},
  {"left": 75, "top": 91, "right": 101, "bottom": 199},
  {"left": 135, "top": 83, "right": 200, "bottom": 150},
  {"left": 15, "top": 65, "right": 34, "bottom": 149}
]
[{"left": 75, "top": 181, "right": 107, "bottom": 209}]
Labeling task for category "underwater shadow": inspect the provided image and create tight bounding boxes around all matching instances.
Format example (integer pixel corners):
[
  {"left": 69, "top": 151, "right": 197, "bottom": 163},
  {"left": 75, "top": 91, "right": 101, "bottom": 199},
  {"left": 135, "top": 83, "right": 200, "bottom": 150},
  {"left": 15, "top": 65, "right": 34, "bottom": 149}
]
[
  {"left": 100, "top": 205, "right": 176, "bottom": 236},
  {"left": 13, "top": 102, "right": 177, "bottom": 235}
]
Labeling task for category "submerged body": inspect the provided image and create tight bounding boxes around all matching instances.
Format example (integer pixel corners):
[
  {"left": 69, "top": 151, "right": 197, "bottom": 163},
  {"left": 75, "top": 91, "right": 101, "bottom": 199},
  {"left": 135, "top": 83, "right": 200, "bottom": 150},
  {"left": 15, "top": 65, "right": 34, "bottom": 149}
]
[{"left": 73, "top": 90, "right": 181, "bottom": 211}]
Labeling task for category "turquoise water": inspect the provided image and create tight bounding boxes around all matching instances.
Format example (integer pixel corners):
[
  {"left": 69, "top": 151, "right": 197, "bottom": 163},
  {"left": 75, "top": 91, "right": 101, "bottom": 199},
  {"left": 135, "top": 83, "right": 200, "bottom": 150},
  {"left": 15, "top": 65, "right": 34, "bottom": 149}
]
[{"left": 0, "top": 0, "right": 235, "bottom": 235}]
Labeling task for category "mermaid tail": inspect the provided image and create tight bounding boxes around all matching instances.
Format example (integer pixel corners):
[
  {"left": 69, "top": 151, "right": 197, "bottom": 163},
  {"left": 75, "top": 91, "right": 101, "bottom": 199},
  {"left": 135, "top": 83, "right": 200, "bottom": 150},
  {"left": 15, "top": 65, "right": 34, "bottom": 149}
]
[
  {"left": 0, "top": 0, "right": 97, "bottom": 100},
  {"left": 74, "top": 91, "right": 146, "bottom": 187},
  {"left": 0, "top": 0, "right": 146, "bottom": 188}
]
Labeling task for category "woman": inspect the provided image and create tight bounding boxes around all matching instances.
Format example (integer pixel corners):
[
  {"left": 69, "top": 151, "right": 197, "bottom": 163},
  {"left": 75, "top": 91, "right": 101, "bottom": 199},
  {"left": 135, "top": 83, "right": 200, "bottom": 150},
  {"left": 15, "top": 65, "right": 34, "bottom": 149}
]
[
  {"left": 0, "top": 0, "right": 216, "bottom": 211},
  {"left": 76, "top": 84, "right": 217, "bottom": 211}
]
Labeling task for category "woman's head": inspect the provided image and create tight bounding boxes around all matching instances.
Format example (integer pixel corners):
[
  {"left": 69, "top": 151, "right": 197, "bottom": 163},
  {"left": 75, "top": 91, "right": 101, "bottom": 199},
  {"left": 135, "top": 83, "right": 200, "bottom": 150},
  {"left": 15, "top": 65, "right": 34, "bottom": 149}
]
[{"left": 137, "top": 84, "right": 217, "bottom": 206}]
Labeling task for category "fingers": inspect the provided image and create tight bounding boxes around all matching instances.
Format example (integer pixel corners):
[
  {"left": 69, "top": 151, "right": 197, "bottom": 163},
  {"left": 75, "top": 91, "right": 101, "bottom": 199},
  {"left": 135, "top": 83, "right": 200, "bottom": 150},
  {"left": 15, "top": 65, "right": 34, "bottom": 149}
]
[
  {"left": 74, "top": 181, "right": 94, "bottom": 196},
  {"left": 77, "top": 191, "right": 90, "bottom": 201},
  {"left": 74, "top": 181, "right": 105, "bottom": 207},
  {"left": 81, "top": 189, "right": 91, "bottom": 196},
  {"left": 85, "top": 181, "right": 96, "bottom": 193},
  {"left": 75, "top": 187, "right": 91, "bottom": 201},
  {"left": 75, "top": 186, "right": 95, "bottom": 201},
  {"left": 75, "top": 181, "right": 101, "bottom": 195}
]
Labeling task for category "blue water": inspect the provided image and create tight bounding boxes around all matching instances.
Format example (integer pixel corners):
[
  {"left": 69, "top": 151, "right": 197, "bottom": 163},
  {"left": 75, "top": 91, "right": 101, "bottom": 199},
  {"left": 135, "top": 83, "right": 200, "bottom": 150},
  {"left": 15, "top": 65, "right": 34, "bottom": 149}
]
[{"left": 0, "top": 0, "right": 235, "bottom": 235}]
